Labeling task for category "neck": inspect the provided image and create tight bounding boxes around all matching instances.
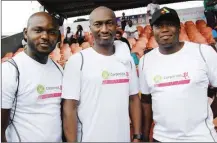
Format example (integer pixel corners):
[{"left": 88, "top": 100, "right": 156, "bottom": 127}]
[
  {"left": 93, "top": 43, "right": 114, "bottom": 56},
  {"left": 159, "top": 42, "right": 184, "bottom": 55},
  {"left": 25, "top": 47, "right": 48, "bottom": 64}
]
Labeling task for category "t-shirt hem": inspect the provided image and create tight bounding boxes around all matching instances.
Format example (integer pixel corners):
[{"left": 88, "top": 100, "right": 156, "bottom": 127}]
[
  {"left": 130, "top": 90, "right": 139, "bottom": 95},
  {"left": 61, "top": 96, "right": 79, "bottom": 101},
  {"left": 1, "top": 104, "right": 12, "bottom": 109}
]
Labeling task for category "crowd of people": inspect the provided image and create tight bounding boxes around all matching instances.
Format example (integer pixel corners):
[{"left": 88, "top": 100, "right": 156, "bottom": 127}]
[{"left": 1, "top": 1, "right": 217, "bottom": 143}]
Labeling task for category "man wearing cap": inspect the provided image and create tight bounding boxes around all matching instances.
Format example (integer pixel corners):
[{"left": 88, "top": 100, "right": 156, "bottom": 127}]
[{"left": 139, "top": 7, "right": 217, "bottom": 142}]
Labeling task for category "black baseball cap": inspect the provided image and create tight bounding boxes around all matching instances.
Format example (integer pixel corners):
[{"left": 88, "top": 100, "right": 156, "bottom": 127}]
[{"left": 151, "top": 7, "right": 180, "bottom": 27}]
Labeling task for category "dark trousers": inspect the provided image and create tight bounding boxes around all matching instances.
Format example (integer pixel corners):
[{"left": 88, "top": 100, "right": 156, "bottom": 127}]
[
  {"left": 204, "top": 10, "right": 217, "bottom": 29},
  {"left": 121, "top": 23, "right": 126, "bottom": 31}
]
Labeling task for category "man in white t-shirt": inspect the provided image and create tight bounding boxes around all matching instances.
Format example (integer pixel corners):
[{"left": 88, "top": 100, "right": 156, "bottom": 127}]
[
  {"left": 1, "top": 12, "right": 63, "bottom": 142},
  {"left": 62, "top": 6, "right": 142, "bottom": 142},
  {"left": 124, "top": 20, "right": 139, "bottom": 39},
  {"left": 147, "top": 0, "right": 160, "bottom": 24},
  {"left": 139, "top": 7, "right": 217, "bottom": 142}
]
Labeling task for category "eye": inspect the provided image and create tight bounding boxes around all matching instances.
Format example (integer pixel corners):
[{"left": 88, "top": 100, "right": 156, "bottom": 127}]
[
  {"left": 49, "top": 30, "right": 58, "bottom": 35},
  {"left": 107, "top": 21, "right": 113, "bottom": 25},
  {"left": 35, "top": 29, "right": 42, "bottom": 33},
  {"left": 94, "top": 23, "right": 100, "bottom": 27}
]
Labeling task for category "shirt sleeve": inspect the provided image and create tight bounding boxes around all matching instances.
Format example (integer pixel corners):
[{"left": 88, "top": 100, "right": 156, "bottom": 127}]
[
  {"left": 2, "top": 62, "right": 18, "bottom": 109},
  {"left": 138, "top": 56, "right": 150, "bottom": 94},
  {"left": 129, "top": 56, "right": 139, "bottom": 95},
  {"left": 61, "top": 53, "right": 82, "bottom": 100},
  {"left": 201, "top": 44, "right": 217, "bottom": 87}
]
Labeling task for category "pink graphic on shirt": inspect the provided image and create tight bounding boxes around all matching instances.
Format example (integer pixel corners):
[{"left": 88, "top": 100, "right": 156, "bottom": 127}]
[
  {"left": 182, "top": 72, "right": 189, "bottom": 79},
  {"left": 155, "top": 79, "right": 190, "bottom": 87},
  {"left": 102, "top": 79, "right": 129, "bottom": 84},
  {"left": 38, "top": 93, "right": 61, "bottom": 99}
]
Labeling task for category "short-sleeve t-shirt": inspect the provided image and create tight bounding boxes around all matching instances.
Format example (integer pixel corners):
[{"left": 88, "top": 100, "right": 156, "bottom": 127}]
[
  {"left": 2, "top": 52, "right": 63, "bottom": 142},
  {"left": 139, "top": 41, "right": 217, "bottom": 142},
  {"left": 62, "top": 41, "right": 139, "bottom": 142}
]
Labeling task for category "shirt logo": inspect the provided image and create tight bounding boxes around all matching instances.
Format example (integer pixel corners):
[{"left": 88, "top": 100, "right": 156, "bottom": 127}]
[
  {"left": 101, "top": 70, "right": 129, "bottom": 84},
  {"left": 153, "top": 72, "right": 191, "bottom": 87},
  {"left": 102, "top": 70, "right": 110, "bottom": 79},
  {"left": 37, "top": 84, "right": 45, "bottom": 94},
  {"left": 153, "top": 75, "right": 162, "bottom": 83}
]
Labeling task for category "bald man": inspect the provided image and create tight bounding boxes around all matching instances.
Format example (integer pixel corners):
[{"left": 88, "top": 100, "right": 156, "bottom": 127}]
[
  {"left": 62, "top": 6, "right": 142, "bottom": 142},
  {"left": 1, "top": 12, "right": 63, "bottom": 142}
]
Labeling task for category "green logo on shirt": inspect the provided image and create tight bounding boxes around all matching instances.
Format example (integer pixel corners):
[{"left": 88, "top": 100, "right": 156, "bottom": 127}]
[
  {"left": 102, "top": 71, "right": 109, "bottom": 79},
  {"left": 37, "top": 84, "right": 45, "bottom": 94},
  {"left": 153, "top": 75, "right": 162, "bottom": 83}
]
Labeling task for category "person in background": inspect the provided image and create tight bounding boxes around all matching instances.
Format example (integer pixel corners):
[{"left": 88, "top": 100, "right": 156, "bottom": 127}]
[
  {"left": 124, "top": 20, "right": 138, "bottom": 39},
  {"left": 75, "top": 25, "right": 85, "bottom": 45},
  {"left": 121, "top": 12, "right": 127, "bottom": 31},
  {"left": 115, "top": 30, "right": 131, "bottom": 51},
  {"left": 147, "top": 0, "right": 160, "bottom": 24},
  {"left": 115, "top": 30, "right": 139, "bottom": 66}
]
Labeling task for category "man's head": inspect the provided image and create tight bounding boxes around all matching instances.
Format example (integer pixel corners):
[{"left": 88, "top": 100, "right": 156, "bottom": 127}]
[
  {"left": 67, "top": 26, "right": 71, "bottom": 33},
  {"left": 116, "top": 31, "right": 122, "bottom": 40},
  {"left": 151, "top": 7, "right": 180, "bottom": 48},
  {"left": 128, "top": 20, "right": 133, "bottom": 27},
  {"left": 77, "top": 25, "right": 83, "bottom": 30},
  {"left": 89, "top": 6, "right": 117, "bottom": 47},
  {"left": 24, "top": 12, "right": 59, "bottom": 56},
  {"left": 122, "top": 12, "right": 125, "bottom": 16}
]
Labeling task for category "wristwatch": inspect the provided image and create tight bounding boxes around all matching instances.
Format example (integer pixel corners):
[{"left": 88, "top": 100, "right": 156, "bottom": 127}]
[{"left": 133, "top": 134, "right": 143, "bottom": 140}]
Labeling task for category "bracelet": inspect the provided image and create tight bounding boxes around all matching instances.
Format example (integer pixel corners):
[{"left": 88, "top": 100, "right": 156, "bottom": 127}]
[{"left": 133, "top": 134, "right": 143, "bottom": 140}]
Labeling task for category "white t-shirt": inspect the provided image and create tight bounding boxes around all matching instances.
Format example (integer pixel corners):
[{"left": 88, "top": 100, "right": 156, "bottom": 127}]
[
  {"left": 139, "top": 41, "right": 217, "bottom": 142},
  {"left": 147, "top": 3, "right": 160, "bottom": 19},
  {"left": 62, "top": 41, "right": 139, "bottom": 142},
  {"left": 125, "top": 25, "right": 138, "bottom": 39},
  {"left": 2, "top": 52, "right": 63, "bottom": 142}
]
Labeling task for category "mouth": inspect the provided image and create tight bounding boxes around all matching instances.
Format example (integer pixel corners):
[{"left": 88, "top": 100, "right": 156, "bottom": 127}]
[
  {"left": 40, "top": 43, "right": 50, "bottom": 48},
  {"left": 160, "top": 35, "right": 172, "bottom": 40},
  {"left": 100, "top": 34, "right": 111, "bottom": 39}
]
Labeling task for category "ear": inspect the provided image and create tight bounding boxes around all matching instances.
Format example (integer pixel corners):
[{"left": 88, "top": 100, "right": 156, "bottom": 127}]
[{"left": 23, "top": 28, "right": 28, "bottom": 40}]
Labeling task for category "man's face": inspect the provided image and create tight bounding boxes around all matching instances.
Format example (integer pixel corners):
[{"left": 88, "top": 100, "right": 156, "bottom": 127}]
[
  {"left": 153, "top": 20, "right": 180, "bottom": 48},
  {"left": 90, "top": 10, "right": 116, "bottom": 46},
  {"left": 116, "top": 33, "right": 121, "bottom": 40},
  {"left": 67, "top": 28, "right": 70, "bottom": 33},
  {"left": 128, "top": 20, "right": 133, "bottom": 27},
  {"left": 24, "top": 15, "right": 59, "bottom": 56},
  {"left": 122, "top": 13, "right": 125, "bottom": 16}
]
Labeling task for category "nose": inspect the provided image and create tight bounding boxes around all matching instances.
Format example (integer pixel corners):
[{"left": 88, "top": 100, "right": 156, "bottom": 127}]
[
  {"left": 160, "top": 25, "right": 169, "bottom": 33},
  {"left": 41, "top": 31, "right": 49, "bottom": 40},
  {"left": 101, "top": 24, "right": 109, "bottom": 33}
]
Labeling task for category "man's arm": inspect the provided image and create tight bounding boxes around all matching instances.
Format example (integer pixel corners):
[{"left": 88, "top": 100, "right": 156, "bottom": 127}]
[
  {"left": 129, "top": 94, "right": 142, "bottom": 137},
  {"left": 1, "top": 109, "right": 10, "bottom": 142},
  {"left": 141, "top": 94, "right": 153, "bottom": 142},
  {"left": 1, "top": 62, "right": 18, "bottom": 142},
  {"left": 61, "top": 53, "right": 82, "bottom": 142},
  {"left": 63, "top": 99, "right": 79, "bottom": 142}
]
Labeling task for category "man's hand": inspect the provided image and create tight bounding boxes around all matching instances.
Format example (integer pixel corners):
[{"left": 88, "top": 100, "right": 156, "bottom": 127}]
[{"left": 213, "top": 117, "right": 217, "bottom": 132}]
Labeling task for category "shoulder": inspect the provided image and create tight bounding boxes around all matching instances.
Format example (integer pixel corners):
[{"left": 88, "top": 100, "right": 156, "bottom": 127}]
[{"left": 114, "top": 40, "right": 130, "bottom": 52}]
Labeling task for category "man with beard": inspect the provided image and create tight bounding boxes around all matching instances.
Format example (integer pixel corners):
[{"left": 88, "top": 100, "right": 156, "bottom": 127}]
[
  {"left": 62, "top": 6, "right": 142, "bottom": 142},
  {"left": 1, "top": 12, "right": 63, "bottom": 142},
  {"left": 139, "top": 7, "right": 217, "bottom": 142}
]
